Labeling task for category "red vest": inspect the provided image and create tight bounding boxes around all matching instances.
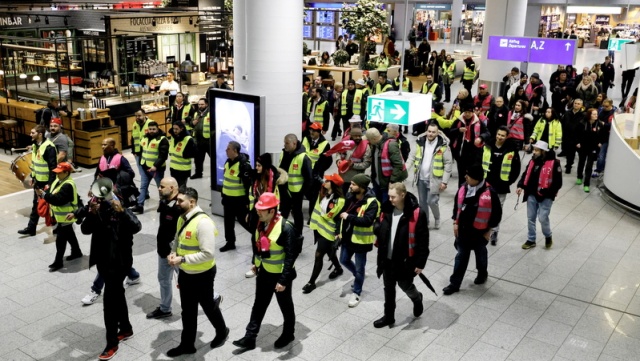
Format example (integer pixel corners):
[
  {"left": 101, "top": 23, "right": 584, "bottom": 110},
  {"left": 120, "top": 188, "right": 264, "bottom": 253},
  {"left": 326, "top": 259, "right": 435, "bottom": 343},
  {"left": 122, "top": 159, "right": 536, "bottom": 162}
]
[
  {"left": 507, "top": 111, "right": 525, "bottom": 140},
  {"left": 455, "top": 185, "right": 492, "bottom": 230},
  {"left": 524, "top": 159, "right": 555, "bottom": 196},
  {"left": 381, "top": 138, "right": 406, "bottom": 177},
  {"left": 349, "top": 140, "right": 369, "bottom": 163},
  {"left": 474, "top": 94, "right": 492, "bottom": 114},
  {"left": 98, "top": 153, "right": 122, "bottom": 172},
  {"left": 407, "top": 208, "right": 420, "bottom": 257}
]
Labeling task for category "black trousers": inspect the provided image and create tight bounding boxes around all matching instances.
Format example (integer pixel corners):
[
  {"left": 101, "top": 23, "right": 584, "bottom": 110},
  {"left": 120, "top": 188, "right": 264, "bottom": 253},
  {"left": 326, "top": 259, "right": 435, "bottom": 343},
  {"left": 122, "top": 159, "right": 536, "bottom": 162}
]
[
  {"left": 223, "top": 196, "right": 249, "bottom": 245},
  {"left": 564, "top": 142, "right": 577, "bottom": 170},
  {"left": 98, "top": 267, "right": 132, "bottom": 348},
  {"left": 450, "top": 236, "right": 488, "bottom": 287},
  {"left": 27, "top": 181, "right": 47, "bottom": 230},
  {"left": 245, "top": 268, "right": 295, "bottom": 339},
  {"left": 193, "top": 139, "right": 210, "bottom": 176},
  {"left": 577, "top": 149, "right": 597, "bottom": 186},
  {"left": 178, "top": 267, "right": 226, "bottom": 347},
  {"left": 279, "top": 186, "right": 304, "bottom": 235},
  {"left": 383, "top": 266, "right": 420, "bottom": 318},
  {"left": 621, "top": 77, "right": 634, "bottom": 99},
  {"left": 331, "top": 114, "right": 342, "bottom": 139},
  {"left": 53, "top": 224, "right": 81, "bottom": 265},
  {"left": 309, "top": 231, "right": 341, "bottom": 284},
  {"left": 444, "top": 83, "right": 452, "bottom": 102},
  {"left": 170, "top": 169, "right": 190, "bottom": 189},
  {"left": 462, "top": 80, "right": 474, "bottom": 96}
]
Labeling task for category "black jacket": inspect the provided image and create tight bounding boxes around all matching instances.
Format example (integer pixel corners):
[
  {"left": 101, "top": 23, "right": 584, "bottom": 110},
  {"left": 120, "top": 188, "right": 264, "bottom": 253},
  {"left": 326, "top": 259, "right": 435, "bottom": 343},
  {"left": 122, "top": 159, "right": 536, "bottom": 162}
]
[
  {"left": 156, "top": 196, "right": 181, "bottom": 258},
  {"left": 562, "top": 108, "right": 585, "bottom": 145},
  {"left": 518, "top": 151, "right": 563, "bottom": 201},
  {"left": 375, "top": 192, "right": 429, "bottom": 279},
  {"left": 577, "top": 120, "right": 606, "bottom": 152},
  {"left": 279, "top": 142, "right": 313, "bottom": 194},
  {"left": 43, "top": 176, "right": 75, "bottom": 208},
  {"left": 485, "top": 140, "right": 521, "bottom": 194},
  {"left": 342, "top": 189, "right": 379, "bottom": 253},
  {"left": 256, "top": 218, "right": 300, "bottom": 285},
  {"left": 486, "top": 104, "right": 509, "bottom": 137},
  {"left": 82, "top": 205, "right": 141, "bottom": 274},
  {"left": 452, "top": 181, "right": 503, "bottom": 240},
  {"left": 224, "top": 153, "right": 253, "bottom": 200},
  {"left": 142, "top": 130, "right": 170, "bottom": 171}
]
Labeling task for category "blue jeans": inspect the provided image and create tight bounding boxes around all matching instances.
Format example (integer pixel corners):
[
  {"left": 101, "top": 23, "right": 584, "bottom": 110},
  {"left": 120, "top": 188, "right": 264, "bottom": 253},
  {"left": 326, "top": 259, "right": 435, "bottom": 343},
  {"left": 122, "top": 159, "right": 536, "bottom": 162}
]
[
  {"left": 137, "top": 167, "right": 164, "bottom": 206},
  {"left": 91, "top": 267, "right": 140, "bottom": 295},
  {"left": 527, "top": 197, "right": 553, "bottom": 242},
  {"left": 596, "top": 142, "right": 608, "bottom": 173},
  {"left": 340, "top": 246, "right": 367, "bottom": 296},
  {"left": 158, "top": 255, "right": 177, "bottom": 313},
  {"left": 417, "top": 178, "right": 441, "bottom": 223}
]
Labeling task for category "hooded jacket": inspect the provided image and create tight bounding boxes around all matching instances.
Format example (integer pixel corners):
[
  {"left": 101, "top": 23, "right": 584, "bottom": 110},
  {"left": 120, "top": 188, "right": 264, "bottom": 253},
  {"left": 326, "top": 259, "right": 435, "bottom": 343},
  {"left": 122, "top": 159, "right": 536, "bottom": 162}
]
[
  {"left": 375, "top": 192, "right": 429, "bottom": 279},
  {"left": 414, "top": 132, "right": 453, "bottom": 193}
]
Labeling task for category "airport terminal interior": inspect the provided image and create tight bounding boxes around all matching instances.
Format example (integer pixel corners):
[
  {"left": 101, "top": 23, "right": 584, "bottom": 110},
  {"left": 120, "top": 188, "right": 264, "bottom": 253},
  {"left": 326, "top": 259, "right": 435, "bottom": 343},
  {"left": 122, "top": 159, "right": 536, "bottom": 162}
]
[{"left": 1, "top": 1, "right": 640, "bottom": 361}]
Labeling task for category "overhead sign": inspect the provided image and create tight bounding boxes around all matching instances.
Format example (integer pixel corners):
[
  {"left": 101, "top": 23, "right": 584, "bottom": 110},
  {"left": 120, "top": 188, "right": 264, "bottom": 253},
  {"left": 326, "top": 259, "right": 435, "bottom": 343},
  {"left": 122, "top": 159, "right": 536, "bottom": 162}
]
[
  {"left": 528, "top": 38, "right": 577, "bottom": 64},
  {"left": 609, "top": 38, "right": 634, "bottom": 52},
  {"left": 367, "top": 92, "right": 432, "bottom": 126},
  {"left": 486, "top": 36, "right": 577, "bottom": 65},
  {"left": 487, "top": 36, "right": 530, "bottom": 62}
]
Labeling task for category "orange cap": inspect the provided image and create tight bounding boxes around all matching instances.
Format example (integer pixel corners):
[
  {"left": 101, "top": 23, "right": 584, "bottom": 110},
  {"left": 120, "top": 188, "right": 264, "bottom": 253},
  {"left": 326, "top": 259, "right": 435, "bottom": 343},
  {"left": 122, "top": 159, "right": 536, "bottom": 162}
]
[{"left": 324, "top": 173, "right": 344, "bottom": 186}]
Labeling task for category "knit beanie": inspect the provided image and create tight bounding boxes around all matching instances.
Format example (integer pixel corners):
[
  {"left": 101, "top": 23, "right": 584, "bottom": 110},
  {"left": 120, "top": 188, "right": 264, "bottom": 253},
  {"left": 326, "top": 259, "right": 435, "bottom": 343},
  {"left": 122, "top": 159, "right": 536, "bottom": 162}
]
[{"left": 351, "top": 174, "right": 371, "bottom": 189}]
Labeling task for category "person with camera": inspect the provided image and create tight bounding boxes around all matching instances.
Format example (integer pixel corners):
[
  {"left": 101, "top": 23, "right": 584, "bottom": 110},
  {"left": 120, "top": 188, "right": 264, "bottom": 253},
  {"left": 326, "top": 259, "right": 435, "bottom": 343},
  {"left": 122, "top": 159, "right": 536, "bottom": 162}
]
[
  {"left": 233, "top": 192, "right": 301, "bottom": 351},
  {"left": 166, "top": 187, "right": 229, "bottom": 357},
  {"left": 37, "top": 162, "right": 82, "bottom": 272},
  {"left": 81, "top": 181, "right": 142, "bottom": 361}
]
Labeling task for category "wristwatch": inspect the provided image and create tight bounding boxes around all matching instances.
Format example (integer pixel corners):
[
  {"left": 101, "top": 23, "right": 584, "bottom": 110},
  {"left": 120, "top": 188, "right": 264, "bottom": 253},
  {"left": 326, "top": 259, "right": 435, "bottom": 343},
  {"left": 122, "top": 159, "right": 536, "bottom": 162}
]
[{"left": 181, "top": 256, "right": 186, "bottom": 264}]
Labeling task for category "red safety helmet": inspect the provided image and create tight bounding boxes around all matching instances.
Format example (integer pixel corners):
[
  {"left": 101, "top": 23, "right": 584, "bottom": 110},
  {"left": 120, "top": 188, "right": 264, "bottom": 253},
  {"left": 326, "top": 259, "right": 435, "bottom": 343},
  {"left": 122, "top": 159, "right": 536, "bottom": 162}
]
[
  {"left": 255, "top": 192, "right": 279, "bottom": 210},
  {"left": 309, "top": 122, "right": 323, "bottom": 131},
  {"left": 338, "top": 160, "right": 351, "bottom": 174}
]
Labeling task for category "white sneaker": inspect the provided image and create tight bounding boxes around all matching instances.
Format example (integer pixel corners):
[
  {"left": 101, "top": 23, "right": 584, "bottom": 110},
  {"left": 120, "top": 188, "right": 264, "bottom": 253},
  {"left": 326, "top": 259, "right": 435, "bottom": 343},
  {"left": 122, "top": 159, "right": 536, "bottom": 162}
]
[
  {"left": 348, "top": 293, "right": 361, "bottom": 308},
  {"left": 434, "top": 219, "right": 440, "bottom": 230},
  {"left": 82, "top": 290, "right": 100, "bottom": 305},
  {"left": 245, "top": 269, "right": 256, "bottom": 278},
  {"left": 125, "top": 276, "right": 141, "bottom": 286}
]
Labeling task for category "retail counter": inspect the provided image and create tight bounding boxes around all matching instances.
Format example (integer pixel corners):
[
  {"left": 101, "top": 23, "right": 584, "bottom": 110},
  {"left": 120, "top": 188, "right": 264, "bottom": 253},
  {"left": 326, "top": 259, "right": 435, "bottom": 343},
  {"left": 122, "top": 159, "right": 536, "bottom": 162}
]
[{"left": 602, "top": 113, "right": 640, "bottom": 210}]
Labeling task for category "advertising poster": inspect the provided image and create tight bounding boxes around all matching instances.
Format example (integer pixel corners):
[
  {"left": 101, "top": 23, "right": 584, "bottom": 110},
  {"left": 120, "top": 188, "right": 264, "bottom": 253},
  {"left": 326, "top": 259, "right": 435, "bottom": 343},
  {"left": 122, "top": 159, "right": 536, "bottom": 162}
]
[{"left": 214, "top": 98, "right": 255, "bottom": 188}]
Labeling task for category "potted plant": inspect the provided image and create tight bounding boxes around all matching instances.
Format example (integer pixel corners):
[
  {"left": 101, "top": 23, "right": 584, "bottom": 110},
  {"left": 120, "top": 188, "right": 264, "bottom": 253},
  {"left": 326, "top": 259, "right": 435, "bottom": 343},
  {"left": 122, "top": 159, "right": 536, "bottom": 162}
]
[
  {"left": 340, "top": 0, "right": 389, "bottom": 69},
  {"left": 332, "top": 49, "right": 350, "bottom": 67}
]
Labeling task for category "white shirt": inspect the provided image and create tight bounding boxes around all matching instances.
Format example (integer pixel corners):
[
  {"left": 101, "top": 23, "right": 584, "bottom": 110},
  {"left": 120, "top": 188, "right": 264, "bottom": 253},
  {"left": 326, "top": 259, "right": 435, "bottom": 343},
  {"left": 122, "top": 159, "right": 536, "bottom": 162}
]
[
  {"left": 388, "top": 208, "right": 403, "bottom": 259},
  {"left": 419, "top": 138, "right": 438, "bottom": 181},
  {"left": 160, "top": 79, "right": 180, "bottom": 93}
]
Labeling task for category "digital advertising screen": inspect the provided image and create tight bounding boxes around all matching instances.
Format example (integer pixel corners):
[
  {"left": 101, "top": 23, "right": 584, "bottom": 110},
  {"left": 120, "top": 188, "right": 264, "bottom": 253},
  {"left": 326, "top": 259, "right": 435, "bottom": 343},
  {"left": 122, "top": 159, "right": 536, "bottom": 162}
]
[{"left": 208, "top": 89, "right": 264, "bottom": 192}]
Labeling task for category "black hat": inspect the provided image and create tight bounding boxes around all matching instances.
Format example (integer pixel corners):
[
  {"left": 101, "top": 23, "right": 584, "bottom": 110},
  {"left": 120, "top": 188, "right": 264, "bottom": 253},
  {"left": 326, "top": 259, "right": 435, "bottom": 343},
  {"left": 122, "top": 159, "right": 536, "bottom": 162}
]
[
  {"left": 460, "top": 102, "right": 474, "bottom": 112},
  {"left": 256, "top": 153, "right": 273, "bottom": 169},
  {"left": 351, "top": 174, "right": 371, "bottom": 189},
  {"left": 466, "top": 163, "right": 485, "bottom": 181},
  {"left": 530, "top": 72, "right": 540, "bottom": 79}
]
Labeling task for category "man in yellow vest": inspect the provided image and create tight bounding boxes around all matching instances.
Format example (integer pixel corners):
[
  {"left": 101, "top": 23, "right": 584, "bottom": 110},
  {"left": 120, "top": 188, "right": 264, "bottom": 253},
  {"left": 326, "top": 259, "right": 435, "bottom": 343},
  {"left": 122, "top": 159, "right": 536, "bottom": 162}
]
[
  {"left": 302, "top": 122, "right": 331, "bottom": 221},
  {"left": 19, "top": 125, "right": 58, "bottom": 236},
  {"left": 420, "top": 74, "right": 442, "bottom": 103},
  {"left": 483, "top": 126, "right": 521, "bottom": 245},
  {"left": 341, "top": 79, "right": 367, "bottom": 131},
  {"left": 219, "top": 141, "right": 253, "bottom": 252},
  {"left": 190, "top": 98, "right": 211, "bottom": 179},
  {"left": 338, "top": 174, "right": 380, "bottom": 308},
  {"left": 167, "top": 187, "right": 229, "bottom": 357},
  {"left": 38, "top": 162, "right": 82, "bottom": 272},
  {"left": 414, "top": 122, "right": 453, "bottom": 230},
  {"left": 305, "top": 87, "right": 330, "bottom": 134},
  {"left": 233, "top": 192, "right": 301, "bottom": 351},
  {"left": 169, "top": 122, "right": 196, "bottom": 188},
  {"left": 131, "top": 109, "right": 152, "bottom": 175},
  {"left": 374, "top": 73, "right": 393, "bottom": 94},
  {"left": 278, "top": 134, "right": 312, "bottom": 236},
  {"left": 133, "top": 122, "right": 169, "bottom": 214}
]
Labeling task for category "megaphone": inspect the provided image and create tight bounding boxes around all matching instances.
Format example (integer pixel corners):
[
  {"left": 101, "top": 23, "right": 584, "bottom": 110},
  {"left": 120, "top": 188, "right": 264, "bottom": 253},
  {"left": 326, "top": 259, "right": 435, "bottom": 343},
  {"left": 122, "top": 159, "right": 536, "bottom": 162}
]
[{"left": 90, "top": 178, "right": 114, "bottom": 201}]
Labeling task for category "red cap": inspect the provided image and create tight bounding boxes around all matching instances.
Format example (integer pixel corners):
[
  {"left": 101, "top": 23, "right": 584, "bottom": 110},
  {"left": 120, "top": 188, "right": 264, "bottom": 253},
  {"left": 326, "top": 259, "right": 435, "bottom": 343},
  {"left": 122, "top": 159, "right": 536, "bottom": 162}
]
[
  {"left": 51, "top": 117, "right": 63, "bottom": 126},
  {"left": 324, "top": 173, "right": 344, "bottom": 186},
  {"left": 52, "top": 162, "right": 73, "bottom": 173},
  {"left": 255, "top": 192, "right": 279, "bottom": 210},
  {"left": 309, "top": 122, "right": 323, "bottom": 131},
  {"left": 337, "top": 160, "right": 351, "bottom": 174},
  {"left": 479, "top": 84, "right": 488, "bottom": 89}
]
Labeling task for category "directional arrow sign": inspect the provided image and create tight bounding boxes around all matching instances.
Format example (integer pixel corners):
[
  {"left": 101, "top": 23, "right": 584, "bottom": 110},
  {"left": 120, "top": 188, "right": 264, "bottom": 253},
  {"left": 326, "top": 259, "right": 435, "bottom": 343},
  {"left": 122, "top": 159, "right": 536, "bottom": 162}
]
[
  {"left": 528, "top": 38, "right": 577, "bottom": 65},
  {"left": 366, "top": 92, "right": 431, "bottom": 126},
  {"left": 609, "top": 38, "right": 634, "bottom": 52}
]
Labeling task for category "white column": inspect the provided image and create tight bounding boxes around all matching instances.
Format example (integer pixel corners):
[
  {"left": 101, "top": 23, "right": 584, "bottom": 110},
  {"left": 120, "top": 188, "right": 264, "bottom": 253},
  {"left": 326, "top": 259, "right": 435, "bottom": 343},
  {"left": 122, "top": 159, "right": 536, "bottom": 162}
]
[
  {"left": 524, "top": 5, "right": 542, "bottom": 37},
  {"left": 450, "top": 0, "right": 463, "bottom": 44},
  {"left": 233, "top": 0, "right": 302, "bottom": 153},
  {"left": 479, "top": 0, "right": 528, "bottom": 90}
]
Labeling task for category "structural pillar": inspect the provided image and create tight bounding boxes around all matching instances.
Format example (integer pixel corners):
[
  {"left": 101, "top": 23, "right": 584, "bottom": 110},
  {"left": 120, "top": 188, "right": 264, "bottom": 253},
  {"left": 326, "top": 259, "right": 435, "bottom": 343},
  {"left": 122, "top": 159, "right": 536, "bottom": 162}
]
[
  {"left": 450, "top": 0, "right": 463, "bottom": 44},
  {"left": 478, "top": 0, "right": 528, "bottom": 96},
  {"left": 233, "top": 0, "right": 302, "bottom": 153}
]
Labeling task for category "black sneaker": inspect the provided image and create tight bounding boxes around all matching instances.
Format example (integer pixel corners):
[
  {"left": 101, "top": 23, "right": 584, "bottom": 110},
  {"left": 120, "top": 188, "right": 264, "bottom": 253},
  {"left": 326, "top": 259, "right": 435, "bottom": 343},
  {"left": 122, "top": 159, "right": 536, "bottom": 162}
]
[
  {"left": 166, "top": 345, "right": 196, "bottom": 357},
  {"left": 66, "top": 252, "right": 83, "bottom": 261},
  {"left": 17, "top": 228, "right": 36, "bottom": 236},
  {"left": 413, "top": 292, "right": 424, "bottom": 317},
  {"left": 130, "top": 205, "right": 144, "bottom": 214},
  {"left": 190, "top": 173, "right": 203, "bottom": 180},
  {"left": 373, "top": 316, "right": 395, "bottom": 328},
  {"left": 274, "top": 334, "right": 295, "bottom": 348},
  {"left": 474, "top": 274, "right": 488, "bottom": 284},
  {"left": 302, "top": 283, "right": 316, "bottom": 294},
  {"left": 545, "top": 236, "right": 553, "bottom": 249},
  {"left": 210, "top": 327, "right": 229, "bottom": 349},
  {"left": 442, "top": 285, "right": 459, "bottom": 295},
  {"left": 522, "top": 241, "right": 536, "bottom": 249},
  {"left": 490, "top": 232, "right": 498, "bottom": 246},
  {"left": 219, "top": 243, "right": 236, "bottom": 252},
  {"left": 146, "top": 307, "right": 172, "bottom": 319},
  {"left": 232, "top": 336, "right": 256, "bottom": 350},
  {"left": 328, "top": 268, "right": 343, "bottom": 279},
  {"left": 49, "top": 263, "right": 63, "bottom": 272}
]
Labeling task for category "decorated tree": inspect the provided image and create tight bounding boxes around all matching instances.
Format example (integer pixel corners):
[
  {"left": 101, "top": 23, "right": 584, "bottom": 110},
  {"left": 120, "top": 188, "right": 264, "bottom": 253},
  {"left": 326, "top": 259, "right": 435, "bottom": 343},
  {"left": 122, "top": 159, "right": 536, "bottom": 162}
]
[{"left": 341, "top": 0, "right": 389, "bottom": 69}]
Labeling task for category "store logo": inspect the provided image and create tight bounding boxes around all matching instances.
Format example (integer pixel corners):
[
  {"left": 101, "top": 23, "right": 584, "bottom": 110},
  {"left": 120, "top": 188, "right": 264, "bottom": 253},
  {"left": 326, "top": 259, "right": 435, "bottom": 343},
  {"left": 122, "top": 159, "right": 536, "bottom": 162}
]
[{"left": 500, "top": 39, "right": 508, "bottom": 47}]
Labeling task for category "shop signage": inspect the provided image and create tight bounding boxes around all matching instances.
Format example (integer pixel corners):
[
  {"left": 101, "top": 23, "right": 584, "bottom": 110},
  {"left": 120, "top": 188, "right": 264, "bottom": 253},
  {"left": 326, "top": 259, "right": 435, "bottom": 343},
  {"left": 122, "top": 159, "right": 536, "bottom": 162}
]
[
  {"left": 166, "top": 56, "right": 176, "bottom": 63},
  {"left": 367, "top": 92, "right": 431, "bottom": 126},
  {"left": 416, "top": 4, "right": 451, "bottom": 10},
  {"left": 0, "top": 17, "right": 23, "bottom": 26},
  {"left": 487, "top": 36, "right": 577, "bottom": 64},
  {"left": 110, "top": 12, "right": 197, "bottom": 34},
  {"left": 608, "top": 38, "right": 634, "bottom": 52},
  {"left": 82, "top": 30, "right": 103, "bottom": 36}
]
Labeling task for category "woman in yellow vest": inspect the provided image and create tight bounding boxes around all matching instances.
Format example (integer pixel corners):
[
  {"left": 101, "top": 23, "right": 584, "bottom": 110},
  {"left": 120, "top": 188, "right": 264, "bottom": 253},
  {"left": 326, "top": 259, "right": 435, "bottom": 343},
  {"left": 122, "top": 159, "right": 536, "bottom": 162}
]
[
  {"left": 375, "top": 52, "right": 390, "bottom": 74},
  {"left": 168, "top": 122, "right": 196, "bottom": 188},
  {"left": 303, "top": 174, "right": 346, "bottom": 293},
  {"left": 167, "top": 92, "right": 196, "bottom": 130},
  {"left": 39, "top": 162, "right": 82, "bottom": 272}
]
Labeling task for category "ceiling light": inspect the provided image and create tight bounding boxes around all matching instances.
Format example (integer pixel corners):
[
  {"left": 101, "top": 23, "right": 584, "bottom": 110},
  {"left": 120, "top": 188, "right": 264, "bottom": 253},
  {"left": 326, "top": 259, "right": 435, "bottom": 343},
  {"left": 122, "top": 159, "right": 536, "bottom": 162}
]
[
  {"left": 33, "top": 75, "right": 41, "bottom": 81},
  {"left": 19, "top": 73, "right": 27, "bottom": 79},
  {"left": 35, "top": 15, "right": 41, "bottom": 23},
  {"left": 64, "top": 17, "right": 68, "bottom": 26},
  {"left": 47, "top": 78, "right": 55, "bottom": 84},
  {"left": 45, "top": 16, "right": 49, "bottom": 25}
]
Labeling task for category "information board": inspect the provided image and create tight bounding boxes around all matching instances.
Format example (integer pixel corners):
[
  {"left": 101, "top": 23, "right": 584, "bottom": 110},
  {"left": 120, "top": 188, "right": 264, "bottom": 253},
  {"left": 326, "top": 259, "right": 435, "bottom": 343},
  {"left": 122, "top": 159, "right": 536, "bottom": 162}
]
[
  {"left": 487, "top": 36, "right": 530, "bottom": 62},
  {"left": 316, "top": 26, "right": 335, "bottom": 40},
  {"left": 303, "top": 25, "right": 313, "bottom": 39},
  {"left": 316, "top": 11, "right": 335, "bottom": 24},
  {"left": 528, "top": 38, "right": 577, "bottom": 64}
]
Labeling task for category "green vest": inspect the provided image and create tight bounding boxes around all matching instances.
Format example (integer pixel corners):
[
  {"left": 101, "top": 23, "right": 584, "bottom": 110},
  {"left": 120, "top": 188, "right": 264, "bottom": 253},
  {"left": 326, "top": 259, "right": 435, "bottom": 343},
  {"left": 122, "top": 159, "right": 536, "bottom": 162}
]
[
  {"left": 254, "top": 217, "right": 286, "bottom": 273},
  {"left": 140, "top": 136, "right": 166, "bottom": 168},
  {"left": 310, "top": 196, "right": 345, "bottom": 241},
  {"left": 176, "top": 213, "right": 216, "bottom": 272},
  {"left": 222, "top": 160, "right": 247, "bottom": 197},
  {"left": 49, "top": 176, "right": 78, "bottom": 224},
  {"left": 483, "top": 147, "right": 514, "bottom": 181},
  {"left": 351, "top": 197, "right": 380, "bottom": 245},
  {"left": 279, "top": 152, "right": 307, "bottom": 193},
  {"left": 132, "top": 118, "right": 152, "bottom": 153},
  {"left": 302, "top": 137, "right": 328, "bottom": 169},
  {"left": 375, "top": 83, "right": 392, "bottom": 94},
  {"left": 32, "top": 139, "right": 57, "bottom": 182},
  {"left": 421, "top": 82, "right": 438, "bottom": 95},
  {"left": 463, "top": 66, "right": 476, "bottom": 80},
  {"left": 169, "top": 136, "right": 192, "bottom": 171},
  {"left": 482, "top": 146, "right": 492, "bottom": 177},
  {"left": 307, "top": 99, "right": 328, "bottom": 126},
  {"left": 202, "top": 113, "right": 211, "bottom": 139},
  {"left": 442, "top": 61, "right": 455, "bottom": 78},
  {"left": 341, "top": 89, "right": 364, "bottom": 116},
  {"left": 394, "top": 78, "right": 410, "bottom": 92},
  {"left": 414, "top": 143, "right": 447, "bottom": 177},
  {"left": 171, "top": 103, "right": 193, "bottom": 130}
]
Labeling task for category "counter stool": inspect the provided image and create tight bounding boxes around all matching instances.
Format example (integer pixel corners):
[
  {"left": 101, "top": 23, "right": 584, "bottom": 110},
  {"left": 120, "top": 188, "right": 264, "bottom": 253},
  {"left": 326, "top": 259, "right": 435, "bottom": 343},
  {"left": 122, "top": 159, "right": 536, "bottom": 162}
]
[{"left": 0, "top": 119, "right": 19, "bottom": 155}]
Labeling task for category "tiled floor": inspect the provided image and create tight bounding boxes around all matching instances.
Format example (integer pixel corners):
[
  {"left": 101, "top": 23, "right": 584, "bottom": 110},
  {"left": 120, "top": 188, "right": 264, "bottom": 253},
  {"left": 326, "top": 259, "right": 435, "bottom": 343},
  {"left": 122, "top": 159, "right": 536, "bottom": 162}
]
[{"left": 1, "top": 42, "right": 639, "bottom": 361}]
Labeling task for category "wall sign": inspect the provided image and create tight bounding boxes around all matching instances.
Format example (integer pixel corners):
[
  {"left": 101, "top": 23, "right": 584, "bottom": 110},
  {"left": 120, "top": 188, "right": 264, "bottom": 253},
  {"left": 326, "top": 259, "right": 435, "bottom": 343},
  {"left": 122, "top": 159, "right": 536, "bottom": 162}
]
[
  {"left": 487, "top": 36, "right": 530, "bottom": 61},
  {"left": 487, "top": 36, "right": 577, "bottom": 65},
  {"left": 109, "top": 12, "right": 198, "bottom": 34}
]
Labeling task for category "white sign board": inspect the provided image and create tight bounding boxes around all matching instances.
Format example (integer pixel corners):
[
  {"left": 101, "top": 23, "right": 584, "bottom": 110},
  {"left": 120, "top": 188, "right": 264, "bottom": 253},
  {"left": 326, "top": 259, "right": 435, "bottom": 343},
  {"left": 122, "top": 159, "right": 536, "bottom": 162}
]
[{"left": 367, "top": 92, "right": 432, "bottom": 126}]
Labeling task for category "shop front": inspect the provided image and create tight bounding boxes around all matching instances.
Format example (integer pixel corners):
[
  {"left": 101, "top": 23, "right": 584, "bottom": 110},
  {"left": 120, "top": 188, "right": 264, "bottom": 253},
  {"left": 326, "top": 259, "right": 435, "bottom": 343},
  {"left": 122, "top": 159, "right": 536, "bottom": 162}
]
[{"left": 414, "top": 4, "right": 452, "bottom": 41}]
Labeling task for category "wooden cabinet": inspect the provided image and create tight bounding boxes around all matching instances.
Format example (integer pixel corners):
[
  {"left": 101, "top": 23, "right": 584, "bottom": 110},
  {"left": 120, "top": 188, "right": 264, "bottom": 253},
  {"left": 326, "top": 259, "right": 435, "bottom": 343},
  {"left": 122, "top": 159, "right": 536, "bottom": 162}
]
[{"left": 75, "top": 127, "right": 122, "bottom": 166}]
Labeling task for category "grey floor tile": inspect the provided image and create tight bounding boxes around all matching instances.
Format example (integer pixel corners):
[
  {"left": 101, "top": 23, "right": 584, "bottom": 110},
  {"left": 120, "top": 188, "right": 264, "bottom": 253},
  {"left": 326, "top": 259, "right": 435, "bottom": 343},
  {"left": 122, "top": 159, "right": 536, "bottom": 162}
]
[
  {"left": 541, "top": 298, "right": 588, "bottom": 326},
  {"left": 335, "top": 329, "right": 389, "bottom": 361},
  {"left": 461, "top": 341, "right": 511, "bottom": 361},
  {"left": 367, "top": 346, "right": 415, "bottom": 361},
  {"left": 555, "top": 334, "right": 605, "bottom": 361},
  {"left": 601, "top": 332, "right": 640, "bottom": 360},
  {"left": 433, "top": 322, "right": 483, "bottom": 353},
  {"left": 416, "top": 343, "right": 465, "bottom": 361},
  {"left": 508, "top": 337, "right": 559, "bottom": 361},
  {"left": 498, "top": 302, "right": 545, "bottom": 330},
  {"left": 480, "top": 321, "right": 528, "bottom": 352},
  {"left": 456, "top": 304, "right": 502, "bottom": 332},
  {"left": 526, "top": 318, "right": 572, "bottom": 347},
  {"left": 572, "top": 315, "right": 618, "bottom": 344}
]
